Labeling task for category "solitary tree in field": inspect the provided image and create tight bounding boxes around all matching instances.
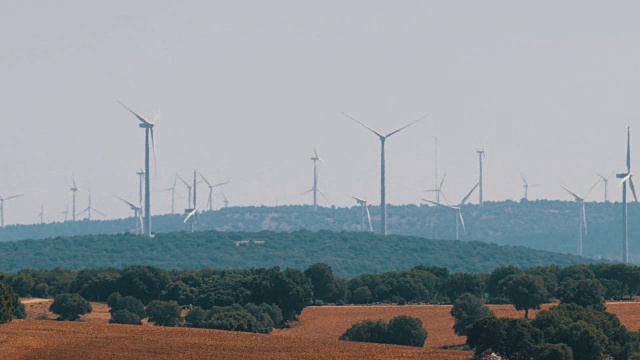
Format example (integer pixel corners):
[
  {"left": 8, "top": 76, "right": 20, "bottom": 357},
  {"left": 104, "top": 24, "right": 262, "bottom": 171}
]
[
  {"left": 49, "top": 293, "right": 92, "bottom": 321},
  {"left": 505, "top": 274, "right": 547, "bottom": 319}
]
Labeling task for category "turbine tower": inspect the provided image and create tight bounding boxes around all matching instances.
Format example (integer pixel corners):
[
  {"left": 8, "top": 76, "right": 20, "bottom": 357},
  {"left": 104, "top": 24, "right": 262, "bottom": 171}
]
[
  {"left": 423, "top": 182, "right": 479, "bottom": 240},
  {"left": 477, "top": 150, "right": 485, "bottom": 206},
  {"left": 114, "top": 194, "right": 143, "bottom": 235},
  {"left": 70, "top": 177, "right": 79, "bottom": 221},
  {"left": 596, "top": 172, "right": 614, "bottom": 203},
  {"left": 350, "top": 196, "right": 373, "bottom": 232},
  {"left": 38, "top": 205, "right": 45, "bottom": 225},
  {"left": 561, "top": 182, "right": 598, "bottom": 256},
  {"left": 199, "top": 172, "right": 229, "bottom": 212},
  {"left": 184, "top": 171, "right": 198, "bottom": 232},
  {"left": 119, "top": 102, "right": 157, "bottom": 238},
  {"left": 176, "top": 174, "right": 193, "bottom": 210},
  {"left": 0, "top": 194, "right": 22, "bottom": 228},
  {"left": 222, "top": 192, "right": 229, "bottom": 208},
  {"left": 616, "top": 127, "right": 637, "bottom": 264},
  {"left": 343, "top": 112, "right": 425, "bottom": 235},
  {"left": 310, "top": 149, "right": 322, "bottom": 211}
]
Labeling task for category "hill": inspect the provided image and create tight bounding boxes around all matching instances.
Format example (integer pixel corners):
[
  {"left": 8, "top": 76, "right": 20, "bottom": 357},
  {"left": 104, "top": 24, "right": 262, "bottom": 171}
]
[
  {"left": 0, "top": 200, "right": 634, "bottom": 263},
  {"left": 0, "top": 230, "right": 595, "bottom": 276}
]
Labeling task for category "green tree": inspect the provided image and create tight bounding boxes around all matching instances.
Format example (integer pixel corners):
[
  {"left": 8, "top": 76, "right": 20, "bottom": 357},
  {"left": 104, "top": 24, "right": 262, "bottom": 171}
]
[
  {"left": 559, "top": 279, "right": 606, "bottom": 311},
  {"left": 535, "top": 343, "right": 574, "bottom": 360},
  {"left": 450, "top": 293, "right": 495, "bottom": 336},
  {"left": 304, "top": 263, "right": 338, "bottom": 303},
  {"left": 107, "top": 292, "right": 146, "bottom": 319},
  {"left": 0, "top": 279, "right": 20, "bottom": 324},
  {"left": 386, "top": 315, "right": 428, "bottom": 347},
  {"left": 109, "top": 309, "right": 142, "bottom": 325},
  {"left": 506, "top": 274, "right": 547, "bottom": 319},
  {"left": 49, "top": 293, "right": 92, "bottom": 321},
  {"left": 117, "top": 265, "right": 170, "bottom": 304},
  {"left": 486, "top": 265, "right": 523, "bottom": 299},
  {"left": 146, "top": 300, "right": 181, "bottom": 326}
]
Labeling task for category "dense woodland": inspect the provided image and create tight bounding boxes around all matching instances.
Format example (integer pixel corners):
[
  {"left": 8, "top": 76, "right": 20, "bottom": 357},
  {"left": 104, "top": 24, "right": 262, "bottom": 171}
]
[
  {"left": 0, "top": 201, "right": 636, "bottom": 263},
  {"left": 0, "top": 230, "right": 593, "bottom": 277}
]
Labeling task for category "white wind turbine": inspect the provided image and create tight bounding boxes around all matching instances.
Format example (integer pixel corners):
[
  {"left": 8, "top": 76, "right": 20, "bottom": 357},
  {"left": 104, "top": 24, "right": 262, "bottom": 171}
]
[
  {"left": 596, "top": 172, "right": 614, "bottom": 203},
  {"left": 0, "top": 194, "right": 22, "bottom": 228},
  {"left": 309, "top": 149, "right": 323, "bottom": 212},
  {"left": 222, "top": 192, "right": 229, "bottom": 208},
  {"left": 119, "top": 102, "right": 158, "bottom": 238},
  {"left": 136, "top": 169, "right": 145, "bottom": 206},
  {"left": 114, "top": 194, "right": 143, "bottom": 235},
  {"left": 77, "top": 189, "right": 106, "bottom": 220},
  {"left": 37, "top": 205, "right": 45, "bottom": 225},
  {"left": 616, "top": 127, "right": 637, "bottom": 264},
  {"left": 350, "top": 195, "right": 373, "bottom": 232},
  {"left": 176, "top": 174, "right": 192, "bottom": 210},
  {"left": 342, "top": 112, "right": 426, "bottom": 235},
  {"left": 184, "top": 171, "right": 198, "bottom": 232},
  {"left": 520, "top": 173, "right": 539, "bottom": 201},
  {"left": 61, "top": 204, "right": 70, "bottom": 222},
  {"left": 199, "top": 172, "right": 229, "bottom": 212},
  {"left": 560, "top": 181, "right": 599, "bottom": 257},
  {"left": 70, "top": 176, "right": 80, "bottom": 221},
  {"left": 163, "top": 176, "right": 178, "bottom": 214},
  {"left": 477, "top": 149, "right": 485, "bottom": 206},
  {"left": 423, "top": 182, "right": 479, "bottom": 240}
]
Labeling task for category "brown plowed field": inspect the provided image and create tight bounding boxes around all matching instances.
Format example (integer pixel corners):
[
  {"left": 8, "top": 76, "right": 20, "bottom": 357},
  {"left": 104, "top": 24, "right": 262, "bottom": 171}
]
[{"left": 1, "top": 301, "right": 639, "bottom": 359}]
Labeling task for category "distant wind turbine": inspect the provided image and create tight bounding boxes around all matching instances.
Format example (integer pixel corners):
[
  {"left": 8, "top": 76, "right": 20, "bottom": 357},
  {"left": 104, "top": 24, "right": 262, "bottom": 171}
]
[
  {"left": 343, "top": 112, "right": 426, "bottom": 235},
  {"left": 38, "top": 205, "right": 45, "bottom": 225},
  {"left": 114, "top": 194, "right": 143, "bottom": 235},
  {"left": 222, "top": 192, "right": 229, "bottom": 208},
  {"left": 0, "top": 194, "right": 22, "bottom": 228},
  {"left": 70, "top": 176, "right": 80, "bottom": 221},
  {"left": 616, "top": 127, "right": 637, "bottom": 264},
  {"left": 561, "top": 181, "right": 599, "bottom": 256},
  {"left": 176, "top": 174, "right": 193, "bottom": 210},
  {"left": 425, "top": 171, "right": 447, "bottom": 205},
  {"left": 596, "top": 172, "right": 614, "bottom": 203},
  {"left": 136, "top": 169, "right": 145, "bottom": 206},
  {"left": 477, "top": 149, "right": 485, "bottom": 206},
  {"left": 309, "top": 149, "right": 322, "bottom": 211},
  {"left": 184, "top": 171, "right": 198, "bottom": 232},
  {"left": 78, "top": 189, "right": 106, "bottom": 220},
  {"left": 350, "top": 195, "right": 373, "bottom": 232},
  {"left": 520, "top": 173, "right": 539, "bottom": 201},
  {"left": 199, "top": 172, "right": 229, "bottom": 212},
  {"left": 163, "top": 176, "right": 178, "bottom": 214},
  {"left": 119, "top": 102, "right": 158, "bottom": 238},
  {"left": 61, "top": 204, "right": 70, "bottom": 222},
  {"left": 423, "top": 182, "right": 479, "bottom": 240}
]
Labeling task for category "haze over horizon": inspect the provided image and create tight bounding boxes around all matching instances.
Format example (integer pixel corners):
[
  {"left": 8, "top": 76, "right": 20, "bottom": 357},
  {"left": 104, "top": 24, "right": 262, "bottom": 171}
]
[{"left": 2, "top": 1, "right": 640, "bottom": 225}]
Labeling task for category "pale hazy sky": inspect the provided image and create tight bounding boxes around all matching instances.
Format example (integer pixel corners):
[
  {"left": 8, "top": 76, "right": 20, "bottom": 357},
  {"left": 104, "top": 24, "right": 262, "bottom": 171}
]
[{"left": 1, "top": 1, "right": 640, "bottom": 225}]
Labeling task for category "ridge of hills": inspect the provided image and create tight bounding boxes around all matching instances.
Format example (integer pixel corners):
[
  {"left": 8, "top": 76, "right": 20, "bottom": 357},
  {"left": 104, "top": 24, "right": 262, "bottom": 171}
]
[
  {"left": 0, "top": 229, "right": 596, "bottom": 277},
  {"left": 0, "top": 200, "right": 634, "bottom": 262}
]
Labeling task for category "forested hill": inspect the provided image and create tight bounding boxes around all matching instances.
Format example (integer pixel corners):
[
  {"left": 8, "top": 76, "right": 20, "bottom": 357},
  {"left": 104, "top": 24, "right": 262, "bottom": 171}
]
[
  {"left": 0, "top": 200, "right": 635, "bottom": 262},
  {"left": 0, "top": 230, "right": 596, "bottom": 277}
]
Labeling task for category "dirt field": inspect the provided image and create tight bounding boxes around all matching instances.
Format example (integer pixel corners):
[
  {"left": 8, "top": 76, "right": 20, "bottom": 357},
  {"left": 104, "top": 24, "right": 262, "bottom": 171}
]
[{"left": 1, "top": 301, "right": 639, "bottom": 359}]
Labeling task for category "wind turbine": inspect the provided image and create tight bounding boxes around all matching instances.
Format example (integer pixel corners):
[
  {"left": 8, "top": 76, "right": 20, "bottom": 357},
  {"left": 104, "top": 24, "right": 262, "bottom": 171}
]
[
  {"left": 0, "top": 194, "right": 22, "bottom": 228},
  {"left": 78, "top": 189, "right": 106, "bottom": 220},
  {"left": 176, "top": 174, "right": 192, "bottom": 210},
  {"left": 425, "top": 171, "right": 447, "bottom": 205},
  {"left": 423, "top": 182, "right": 479, "bottom": 240},
  {"left": 199, "top": 172, "right": 229, "bottom": 212},
  {"left": 520, "top": 173, "right": 539, "bottom": 201},
  {"left": 61, "top": 204, "right": 70, "bottom": 222},
  {"left": 343, "top": 112, "right": 425, "bottom": 235},
  {"left": 70, "top": 176, "right": 80, "bottom": 221},
  {"left": 477, "top": 149, "right": 485, "bottom": 206},
  {"left": 119, "top": 102, "right": 158, "bottom": 238},
  {"left": 38, "top": 205, "right": 45, "bottom": 225},
  {"left": 310, "top": 149, "right": 322, "bottom": 211},
  {"left": 350, "top": 195, "right": 373, "bottom": 232},
  {"left": 136, "top": 169, "right": 145, "bottom": 206},
  {"left": 184, "top": 171, "right": 198, "bottom": 232},
  {"left": 114, "top": 194, "right": 143, "bottom": 235},
  {"left": 561, "top": 182, "right": 599, "bottom": 256},
  {"left": 222, "top": 192, "right": 229, "bottom": 208},
  {"left": 596, "top": 172, "right": 614, "bottom": 203},
  {"left": 163, "top": 176, "right": 178, "bottom": 214},
  {"left": 616, "top": 127, "right": 637, "bottom": 264}
]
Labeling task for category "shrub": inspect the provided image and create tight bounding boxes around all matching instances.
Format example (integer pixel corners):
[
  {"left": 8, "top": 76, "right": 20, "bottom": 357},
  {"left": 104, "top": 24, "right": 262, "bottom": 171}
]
[
  {"left": 110, "top": 309, "right": 142, "bottom": 325},
  {"left": 146, "top": 300, "right": 181, "bottom": 326},
  {"left": 13, "top": 302, "right": 27, "bottom": 320},
  {"left": 339, "top": 315, "right": 427, "bottom": 347},
  {"left": 185, "top": 306, "right": 209, "bottom": 328},
  {"left": 535, "top": 343, "right": 574, "bottom": 360},
  {"left": 49, "top": 293, "right": 92, "bottom": 321},
  {"left": 107, "top": 292, "right": 145, "bottom": 319}
]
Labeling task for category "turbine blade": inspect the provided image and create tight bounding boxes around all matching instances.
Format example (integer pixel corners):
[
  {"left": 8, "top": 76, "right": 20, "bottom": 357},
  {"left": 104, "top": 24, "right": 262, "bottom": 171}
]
[
  {"left": 318, "top": 189, "right": 329, "bottom": 201},
  {"left": 627, "top": 127, "right": 631, "bottom": 172},
  {"left": 630, "top": 177, "right": 638, "bottom": 202},
  {"left": 439, "top": 171, "right": 447, "bottom": 190},
  {"left": 520, "top": 172, "right": 528, "bottom": 186},
  {"left": 560, "top": 186, "right": 581, "bottom": 201},
  {"left": 584, "top": 179, "right": 601, "bottom": 199},
  {"left": 385, "top": 114, "right": 428, "bottom": 138},
  {"left": 113, "top": 194, "right": 137, "bottom": 209},
  {"left": 93, "top": 209, "right": 106, "bottom": 217},
  {"left": 458, "top": 182, "right": 480, "bottom": 206},
  {"left": 341, "top": 112, "right": 384, "bottom": 138},
  {"left": 184, "top": 209, "right": 197, "bottom": 223},
  {"left": 176, "top": 174, "right": 190, "bottom": 187},
  {"left": 213, "top": 181, "right": 230, "bottom": 188},
  {"left": 582, "top": 202, "right": 588, "bottom": 234},
  {"left": 151, "top": 127, "right": 158, "bottom": 178},
  {"left": 199, "top": 172, "right": 212, "bottom": 186},
  {"left": 366, "top": 205, "right": 372, "bottom": 232},
  {"left": 4, "top": 194, "right": 23, "bottom": 201},
  {"left": 118, "top": 101, "right": 152, "bottom": 125},
  {"left": 458, "top": 211, "right": 467, "bottom": 235}
]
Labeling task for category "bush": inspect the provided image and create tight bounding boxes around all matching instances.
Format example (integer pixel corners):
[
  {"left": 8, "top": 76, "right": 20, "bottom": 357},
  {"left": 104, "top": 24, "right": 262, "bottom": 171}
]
[
  {"left": 13, "top": 302, "right": 27, "bottom": 320},
  {"left": 146, "top": 300, "right": 181, "bottom": 326},
  {"left": 49, "top": 293, "right": 92, "bottom": 321},
  {"left": 185, "top": 306, "right": 209, "bottom": 328},
  {"left": 107, "top": 292, "right": 145, "bottom": 319},
  {"left": 451, "top": 293, "right": 495, "bottom": 336},
  {"left": 0, "top": 280, "right": 20, "bottom": 324},
  {"left": 535, "top": 343, "right": 574, "bottom": 360},
  {"left": 110, "top": 309, "right": 142, "bottom": 325},
  {"left": 340, "top": 315, "right": 427, "bottom": 347}
]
